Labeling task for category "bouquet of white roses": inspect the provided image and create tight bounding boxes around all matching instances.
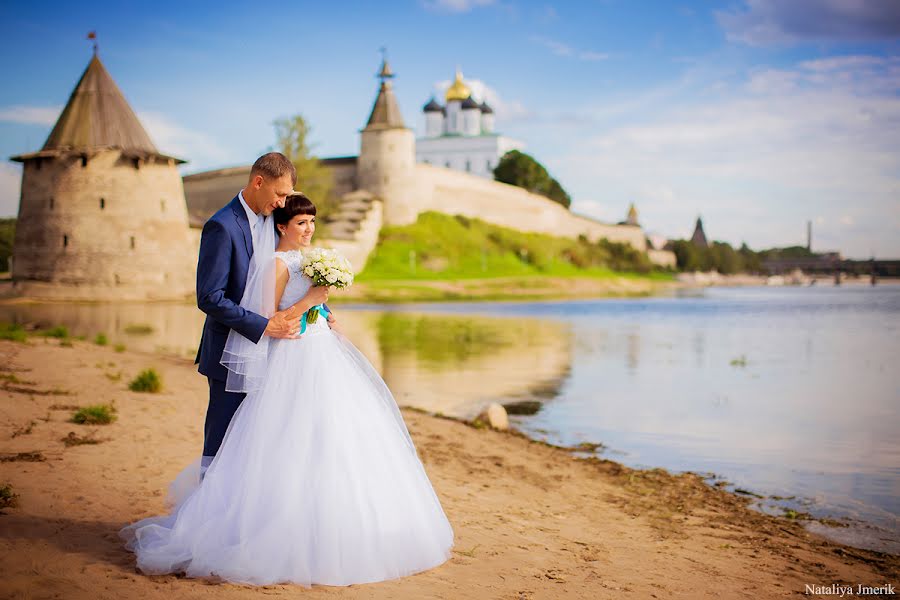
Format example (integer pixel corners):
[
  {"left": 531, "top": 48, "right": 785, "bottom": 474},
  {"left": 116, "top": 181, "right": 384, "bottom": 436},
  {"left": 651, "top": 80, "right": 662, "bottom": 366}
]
[{"left": 300, "top": 248, "right": 354, "bottom": 324}]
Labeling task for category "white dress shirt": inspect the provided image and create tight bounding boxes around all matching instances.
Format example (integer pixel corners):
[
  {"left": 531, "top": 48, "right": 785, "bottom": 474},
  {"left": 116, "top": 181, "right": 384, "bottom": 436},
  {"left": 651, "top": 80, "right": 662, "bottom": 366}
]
[{"left": 238, "top": 190, "right": 265, "bottom": 250}]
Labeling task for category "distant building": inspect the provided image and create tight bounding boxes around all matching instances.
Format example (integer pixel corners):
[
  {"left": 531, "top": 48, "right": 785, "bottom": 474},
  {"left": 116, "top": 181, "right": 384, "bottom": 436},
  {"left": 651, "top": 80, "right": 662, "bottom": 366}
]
[
  {"left": 6, "top": 51, "right": 673, "bottom": 302},
  {"left": 415, "top": 68, "right": 524, "bottom": 178},
  {"left": 618, "top": 203, "right": 639, "bottom": 226},
  {"left": 690, "top": 217, "right": 708, "bottom": 248},
  {"left": 9, "top": 52, "right": 196, "bottom": 300},
  {"left": 185, "top": 57, "right": 657, "bottom": 270}
]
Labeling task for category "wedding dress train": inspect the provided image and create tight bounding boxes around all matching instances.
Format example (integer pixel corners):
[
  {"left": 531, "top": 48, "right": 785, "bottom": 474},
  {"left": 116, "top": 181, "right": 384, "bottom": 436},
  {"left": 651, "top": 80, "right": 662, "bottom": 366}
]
[{"left": 119, "top": 249, "right": 454, "bottom": 586}]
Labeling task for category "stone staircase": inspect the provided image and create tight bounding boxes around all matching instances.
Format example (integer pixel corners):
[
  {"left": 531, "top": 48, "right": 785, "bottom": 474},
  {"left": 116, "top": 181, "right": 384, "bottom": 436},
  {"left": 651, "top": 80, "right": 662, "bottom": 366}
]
[
  {"left": 322, "top": 190, "right": 377, "bottom": 241},
  {"left": 317, "top": 189, "right": 383, "bottom": 272}
]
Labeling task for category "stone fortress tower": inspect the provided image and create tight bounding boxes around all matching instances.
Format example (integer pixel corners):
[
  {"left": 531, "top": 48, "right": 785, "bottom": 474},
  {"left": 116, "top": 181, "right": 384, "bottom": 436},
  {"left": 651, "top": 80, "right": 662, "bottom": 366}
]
[
  {"left": 357, "top": 57, "right": 422, "bottom": 226},
  {"left": 10, "top": 51, "right": 196, "bottom": 300}
]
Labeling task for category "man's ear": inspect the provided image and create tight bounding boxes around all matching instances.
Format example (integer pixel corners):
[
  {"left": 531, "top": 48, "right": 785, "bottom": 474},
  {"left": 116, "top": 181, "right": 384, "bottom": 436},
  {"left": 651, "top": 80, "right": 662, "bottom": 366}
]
[{"left": 252, "top": 175, "right": 264, "bottom": 190}]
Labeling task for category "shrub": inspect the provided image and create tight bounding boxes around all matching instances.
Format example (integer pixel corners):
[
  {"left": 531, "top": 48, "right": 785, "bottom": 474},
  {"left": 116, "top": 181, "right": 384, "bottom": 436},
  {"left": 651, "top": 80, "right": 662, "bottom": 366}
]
[
  {"left": 0, "top": 483, "right": 18, "bottom": 510},
  {"left": 94, "top": 333, "right": 108, "bottom": 346},
  {"left": 129, "top": 368, "right": 162, "bottom": 393},
  {"left": 123, "top": 324, "right": 154, "bottom": 335},
  {"left": 0, "top": 323, "right": 27, "bottom": 342},
  {"left": 71, "top": 404, "right": 117, "bottom": 425},
  {"left": 39, "top": 326, "right": 69, "bottom": 338}
]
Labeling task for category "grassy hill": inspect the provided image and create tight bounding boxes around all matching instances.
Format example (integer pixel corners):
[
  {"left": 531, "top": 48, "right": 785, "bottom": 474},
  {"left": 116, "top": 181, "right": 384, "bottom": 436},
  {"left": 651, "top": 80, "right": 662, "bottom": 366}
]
[
  {"left": 336, "top": 212, "right": 673, "bottom": 302},
  {"left": 359, "top": 211, "right": 666, "bottom": 281}
]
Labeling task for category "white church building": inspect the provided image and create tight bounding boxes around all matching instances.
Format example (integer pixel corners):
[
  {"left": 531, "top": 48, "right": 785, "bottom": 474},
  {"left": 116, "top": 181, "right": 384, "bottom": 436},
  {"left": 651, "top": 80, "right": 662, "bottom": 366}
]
[{"left": 416, "top": 69, "right": 524, "bottom": 179}]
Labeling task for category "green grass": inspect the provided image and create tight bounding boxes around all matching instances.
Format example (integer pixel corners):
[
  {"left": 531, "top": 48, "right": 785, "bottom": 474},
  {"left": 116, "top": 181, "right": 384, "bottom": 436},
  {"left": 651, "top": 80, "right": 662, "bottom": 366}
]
[
  {"left": 358, "top": 211, "right": 666, "bottom": 281},
  {"left": 71, "top": 404, "right": 117, "bottom": 425},
  {"left": 94, "top": 333, "right": 108, "bottom": 346},
  {"left": 0, "top": 323, "right": 28, "bottom": 343},
  {"left": 128, "top": 368, "right": 162, "bottom": 393},
  {"left": 123, "top": 324, "right": 154, "bottom": 335},
  {"left": 114, "top": 344, "right": 126, "bottom": 353},
  {"left": 0, "top": 483, "right": 18, "bottom": 510},
  {"left": 38, "top": 325, "right": 69, "bottom": 338},
  {"left": 730, "top": 355, "right": 748, "bottom": 367}
]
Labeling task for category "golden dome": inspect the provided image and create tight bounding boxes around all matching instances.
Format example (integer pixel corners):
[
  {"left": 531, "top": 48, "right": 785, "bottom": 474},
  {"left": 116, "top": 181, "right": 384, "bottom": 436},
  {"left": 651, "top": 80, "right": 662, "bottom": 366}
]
[{"left": 445, "top": 68, "right": 471, "bottom": 102}]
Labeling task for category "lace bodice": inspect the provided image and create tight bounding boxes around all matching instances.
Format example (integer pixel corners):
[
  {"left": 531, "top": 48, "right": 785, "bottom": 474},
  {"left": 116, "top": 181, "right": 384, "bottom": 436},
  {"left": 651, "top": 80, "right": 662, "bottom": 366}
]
[{"left": 274, "top": 250, "right": 329, "bottom": 331}]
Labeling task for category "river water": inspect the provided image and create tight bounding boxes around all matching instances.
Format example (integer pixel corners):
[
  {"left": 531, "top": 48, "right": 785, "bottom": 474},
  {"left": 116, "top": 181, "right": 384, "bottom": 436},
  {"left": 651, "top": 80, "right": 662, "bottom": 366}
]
[{"left": 3, "top": 284, "right": 898, "bottom": 554}]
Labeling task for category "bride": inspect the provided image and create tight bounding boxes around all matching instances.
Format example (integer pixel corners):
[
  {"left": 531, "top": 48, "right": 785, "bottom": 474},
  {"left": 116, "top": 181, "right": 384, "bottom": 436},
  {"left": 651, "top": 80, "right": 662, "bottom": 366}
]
[{"left": 119, "top": 193, "right": 454, "bottom": 587}]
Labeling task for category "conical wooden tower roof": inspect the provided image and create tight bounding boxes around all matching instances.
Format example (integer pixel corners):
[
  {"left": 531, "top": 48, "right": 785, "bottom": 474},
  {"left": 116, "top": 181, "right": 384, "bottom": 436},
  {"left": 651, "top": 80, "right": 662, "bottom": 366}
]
[
  {"left": 691, "top": 216, "right": 708, "bottom": 248},
  {"left": 364, "top": 58, "right": 406, "bottom": 131},
  {"left": 12, "top": 53, "right": 183, "bottom": 163}
]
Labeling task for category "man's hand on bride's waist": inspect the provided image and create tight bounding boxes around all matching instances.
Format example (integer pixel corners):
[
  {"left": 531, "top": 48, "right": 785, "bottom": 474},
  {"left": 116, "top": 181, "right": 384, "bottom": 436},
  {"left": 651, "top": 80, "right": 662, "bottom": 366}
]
[{"left": 265, "top": 306, "right": 302, "bottom": 339}]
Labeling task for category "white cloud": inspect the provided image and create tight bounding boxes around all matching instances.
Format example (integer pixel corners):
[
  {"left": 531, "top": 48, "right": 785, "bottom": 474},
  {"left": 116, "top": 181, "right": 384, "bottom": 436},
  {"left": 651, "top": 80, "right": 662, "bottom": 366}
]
[
  {"left": 549, "top": 54, "right": 900, "bottom": 257},
  {"left": 137, "top": 110, "right": 240, "bottom": 171},
  {"left": 421, "top": 0, "right": 495, "bottom": 13},
  {"left": 718, "top": 0, "right": 900, "bottom": 46},
  {"left": 0, "top": 103, "right": 235, "bottom": 171},
  {"left": 571, "top": 199, "right": 614, "bottom": 222},
  {"left": 530, "top": 36, "right": 609, "bottom": 61},
  {"left": 432, "top": 78, "right": 533, "bottom": 121},
  {"left": 0, "top": 163, "right": 22, "bottom": 217},
  {"left": 0, "top": 105, "right": 61, "bottom": 126}
]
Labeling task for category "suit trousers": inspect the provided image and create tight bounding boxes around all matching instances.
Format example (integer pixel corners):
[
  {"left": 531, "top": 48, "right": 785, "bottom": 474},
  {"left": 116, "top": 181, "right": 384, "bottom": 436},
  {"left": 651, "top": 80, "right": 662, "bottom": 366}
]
[{"left": 202, "top": 376, "right": 246, "bottom": 458}]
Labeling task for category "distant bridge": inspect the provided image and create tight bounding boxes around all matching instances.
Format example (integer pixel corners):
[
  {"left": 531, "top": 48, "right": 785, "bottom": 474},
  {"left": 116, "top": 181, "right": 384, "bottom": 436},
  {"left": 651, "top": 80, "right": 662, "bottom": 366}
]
[{"left": 763, "top": 257, "right": 900, "bottom": 278}]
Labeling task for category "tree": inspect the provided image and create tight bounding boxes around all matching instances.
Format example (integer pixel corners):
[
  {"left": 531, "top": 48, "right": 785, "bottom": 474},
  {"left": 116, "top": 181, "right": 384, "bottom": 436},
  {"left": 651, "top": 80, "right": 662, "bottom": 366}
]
[
  {"left": 493, "top": 150, "right": 572, "bottom": 209},
  {"left": 273, "top": 114, "right": 336, "bottom": 219}
]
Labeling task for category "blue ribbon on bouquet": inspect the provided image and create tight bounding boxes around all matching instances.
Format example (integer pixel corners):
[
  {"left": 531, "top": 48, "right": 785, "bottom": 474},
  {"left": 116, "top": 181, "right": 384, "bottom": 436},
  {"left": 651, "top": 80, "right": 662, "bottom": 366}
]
[{"left": 299, "top": 304, "right": 330, "bottom": 334}]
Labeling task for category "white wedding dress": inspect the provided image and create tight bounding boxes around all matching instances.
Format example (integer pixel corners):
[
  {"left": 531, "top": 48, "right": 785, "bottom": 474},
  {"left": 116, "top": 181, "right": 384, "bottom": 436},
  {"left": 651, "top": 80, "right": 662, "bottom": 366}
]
[{"left": 119, "top": 249, "right": 454, "bottom": 587}]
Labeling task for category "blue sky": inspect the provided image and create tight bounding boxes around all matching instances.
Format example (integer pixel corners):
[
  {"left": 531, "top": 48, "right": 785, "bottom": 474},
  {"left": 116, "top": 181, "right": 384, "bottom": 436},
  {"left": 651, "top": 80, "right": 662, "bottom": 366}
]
[{"left": 1, "top": 0, "right": 899, "bottom": 258}]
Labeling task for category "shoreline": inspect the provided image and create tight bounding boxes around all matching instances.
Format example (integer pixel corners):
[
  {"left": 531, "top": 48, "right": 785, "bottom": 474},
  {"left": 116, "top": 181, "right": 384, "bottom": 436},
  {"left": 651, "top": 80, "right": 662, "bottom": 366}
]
[
  {"left": 2, "top": 273, "right": 897, "bottom": 305},
  {"left": 1, "top": 336, "right": 897, "bottom": 598}
]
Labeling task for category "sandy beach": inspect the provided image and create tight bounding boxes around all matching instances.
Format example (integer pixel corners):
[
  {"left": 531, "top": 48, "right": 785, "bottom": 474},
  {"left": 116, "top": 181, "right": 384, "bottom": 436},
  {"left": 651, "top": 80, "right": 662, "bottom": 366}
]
[{"left": 1, "top": 336, "right": 897, "bottom": 599}]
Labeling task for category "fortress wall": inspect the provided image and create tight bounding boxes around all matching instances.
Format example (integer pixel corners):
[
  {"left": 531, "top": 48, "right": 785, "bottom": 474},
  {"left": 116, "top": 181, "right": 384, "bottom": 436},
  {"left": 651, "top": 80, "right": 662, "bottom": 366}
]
[
  {"left": 648, "top": 249, "right": 677, "bottom": 268},
  {"left": 324, "top": 161, "right": 358, "bottom": 197},
  {"left": 12, "top": 150, "right": 195, "bottom": 299},
  {"left": 412, "top": 164, "right": 647, "bottom": 252}
]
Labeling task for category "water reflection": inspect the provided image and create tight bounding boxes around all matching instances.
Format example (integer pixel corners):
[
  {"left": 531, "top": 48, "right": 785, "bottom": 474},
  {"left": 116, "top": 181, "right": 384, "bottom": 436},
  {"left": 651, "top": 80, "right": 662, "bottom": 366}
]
[
  {"left": 374, "top": 311, "right": 572, "bottom": 417},
  {"left": 0, "top": 302, "right": 574, "bottom": 419},
  {"left": 0, "top": 302, "right": 204, "bottom": 357}
]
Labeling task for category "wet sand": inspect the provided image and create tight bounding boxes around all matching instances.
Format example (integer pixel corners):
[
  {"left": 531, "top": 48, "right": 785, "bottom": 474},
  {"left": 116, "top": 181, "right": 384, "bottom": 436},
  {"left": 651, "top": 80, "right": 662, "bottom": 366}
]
[{"left": 0, "top": 337, "right": 897, "bottom": 599}]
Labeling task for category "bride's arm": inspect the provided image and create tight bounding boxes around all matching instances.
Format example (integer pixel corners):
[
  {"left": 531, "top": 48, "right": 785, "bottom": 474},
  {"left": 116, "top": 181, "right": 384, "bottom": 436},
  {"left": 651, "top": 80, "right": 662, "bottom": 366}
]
[
  {"left": 272, "top": 258, "right": 290, "bottom": 314},
  {"left": 272, "top": 258, "right": 327, "bottom": 318}
]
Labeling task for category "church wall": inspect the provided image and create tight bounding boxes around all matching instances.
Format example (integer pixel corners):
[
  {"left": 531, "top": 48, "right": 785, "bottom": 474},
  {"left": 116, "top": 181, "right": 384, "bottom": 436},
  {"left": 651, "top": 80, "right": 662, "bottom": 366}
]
[
  {"left": 12, "top": 149, "right": 195, "bottom": 299},
  {"left": 415, "top": 134, "right": 521, "bottom": 179}
]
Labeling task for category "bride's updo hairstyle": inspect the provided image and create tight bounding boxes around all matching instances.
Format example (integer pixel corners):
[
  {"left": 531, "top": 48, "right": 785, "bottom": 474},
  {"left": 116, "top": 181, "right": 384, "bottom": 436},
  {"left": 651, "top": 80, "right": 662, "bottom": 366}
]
[{"left": 273, "top": 192, "right": 316, "bottom": 236}]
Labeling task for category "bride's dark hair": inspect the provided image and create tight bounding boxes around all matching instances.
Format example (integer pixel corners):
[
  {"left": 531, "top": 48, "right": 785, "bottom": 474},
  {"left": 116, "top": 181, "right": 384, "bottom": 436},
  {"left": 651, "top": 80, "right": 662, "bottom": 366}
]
[{"left": 273, "top": 193, "right": 316, "bottom": 236}]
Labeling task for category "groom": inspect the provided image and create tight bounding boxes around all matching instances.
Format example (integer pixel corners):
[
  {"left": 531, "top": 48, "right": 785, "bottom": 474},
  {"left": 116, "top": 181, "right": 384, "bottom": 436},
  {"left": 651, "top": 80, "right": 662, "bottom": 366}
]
[{"left": 194, "top": 152, "right": 325, "bottom": 474}]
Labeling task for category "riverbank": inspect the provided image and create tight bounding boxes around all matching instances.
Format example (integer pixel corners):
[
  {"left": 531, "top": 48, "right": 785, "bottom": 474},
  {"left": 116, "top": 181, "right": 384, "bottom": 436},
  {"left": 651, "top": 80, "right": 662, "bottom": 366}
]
[
  {"left": 1, "top": 336, "right": 897, "bottom": 599},
  {"left": 335, "top": 272, "right": 676, "bottom": 303},
  {"left": 0, "top": 273, "right": 676, "bottom": 305}
]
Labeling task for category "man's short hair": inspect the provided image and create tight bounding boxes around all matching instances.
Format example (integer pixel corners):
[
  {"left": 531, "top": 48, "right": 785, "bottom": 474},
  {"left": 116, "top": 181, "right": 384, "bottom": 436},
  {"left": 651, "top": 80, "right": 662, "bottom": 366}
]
[{"left": 250, "top": 152, "right": 297, "bottom": 187}]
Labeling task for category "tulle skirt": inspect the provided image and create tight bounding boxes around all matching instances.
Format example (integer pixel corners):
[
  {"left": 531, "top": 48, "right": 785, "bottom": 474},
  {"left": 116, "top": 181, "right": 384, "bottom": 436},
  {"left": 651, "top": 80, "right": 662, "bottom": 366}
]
[{"left": 119, "top": 324, "right": 454, "bottom": 587}]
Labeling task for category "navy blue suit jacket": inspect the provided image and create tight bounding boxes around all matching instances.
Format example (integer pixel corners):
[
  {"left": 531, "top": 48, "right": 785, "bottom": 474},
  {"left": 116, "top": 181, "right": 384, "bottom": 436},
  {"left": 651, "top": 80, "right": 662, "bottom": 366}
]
[{"left": 195, "top": 195, "right": 269, "bottom": 382}]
